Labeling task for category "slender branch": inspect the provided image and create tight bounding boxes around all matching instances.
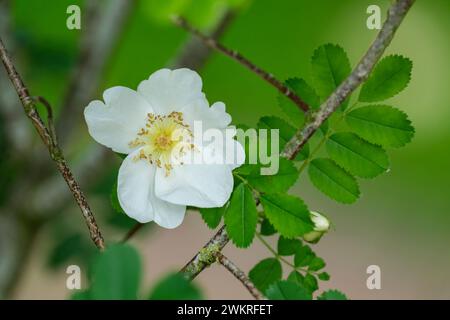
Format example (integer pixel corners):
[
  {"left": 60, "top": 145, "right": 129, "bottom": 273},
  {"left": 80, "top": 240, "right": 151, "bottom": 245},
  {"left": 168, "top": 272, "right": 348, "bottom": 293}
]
[
  {"left": 180, "top": 0, "right": 415, "bottom": 280},
  {"left": 0, "top": 38, "right": 105, "bottom": 250},
  {"left": 173, "top": 16, "right": 310, "bottom": 113},
  {"left": 216, "top": 252, "right": 264, "bottom": 300},
  {"left": 282, "top": 0, "right": 415, "bottom": 159},
  {"left": 170, "top": 9, "right": 236, "bottom": 70},
  {"left": 180, "top": 225, "right": 229, "bottom": 280}
]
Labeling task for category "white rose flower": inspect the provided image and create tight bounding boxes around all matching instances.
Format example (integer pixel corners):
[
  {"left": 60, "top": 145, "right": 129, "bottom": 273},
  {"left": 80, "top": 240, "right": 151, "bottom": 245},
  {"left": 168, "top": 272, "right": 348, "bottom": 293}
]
[
  {"left": 302, "top": 211, "right": 330, "bottom": 243},
  {"left": 84, "top": 68, "right": 245, "bottom": 229}
]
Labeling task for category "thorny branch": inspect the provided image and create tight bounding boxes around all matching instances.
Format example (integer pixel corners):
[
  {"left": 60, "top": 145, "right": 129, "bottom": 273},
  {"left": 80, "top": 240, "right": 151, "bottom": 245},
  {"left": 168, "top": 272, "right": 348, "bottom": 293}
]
[
  {"left": 173, "top": 16, "right": 310, "bottom": 113},
  {"left": 217, "top": 252, "right": 264, "bottom": 300},
  {"left": 178, "top": 0, "right": 415, "bottom": 285},
  {"left": 0, "top": 38, "right": 105, "bottom": 250}
]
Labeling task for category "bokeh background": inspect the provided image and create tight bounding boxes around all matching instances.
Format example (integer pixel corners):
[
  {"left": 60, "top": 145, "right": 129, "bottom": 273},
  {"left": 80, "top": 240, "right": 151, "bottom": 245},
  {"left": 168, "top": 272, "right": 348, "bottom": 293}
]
[{"left": 0, "top": 0, "right": 449, "bottom": 299}]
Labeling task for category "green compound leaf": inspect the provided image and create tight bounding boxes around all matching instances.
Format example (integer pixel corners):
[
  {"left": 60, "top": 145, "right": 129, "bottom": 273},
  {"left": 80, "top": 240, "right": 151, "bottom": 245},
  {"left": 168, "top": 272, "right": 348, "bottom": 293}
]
[
  {"left": 311, "top": 44, "right": 351, "bottom": 107},
  {"left": 265, "top": 280, "right": 312, "bottom": 300},
  {"left": 260, "top": 193, "right": 314, "bottom": 238},
  {"left": 277, "top": 236, "right": 302, "bottom": 256},
  {"left": 257, "top": 116, "right": 309, "bottom": 161},
  {"left": 326, "top": 132, "right": 389, "bottom": 178},
  {"left": 317, "top": 289, "right": 348, "bottom": 300},
  {"left": 308, "top": 158, "right": 360, "bottom": 204},
  {"left": 249, "top": 258, "right": 282, "bottom": 293},
  {"left": 149, "top": 272, "right": 202, "bottom": 300},
  {"left": 199, "top": 206, "right": 225, "bottom": 229},
  {"left": 346, "top": 105, "right": 415, "bottom": 148},
  {"left": 90, "top": 244, "right": 141, "bottom": 300},
  {"left": 242, "top": 158, "right": 300, "bottom": 193},
  {"left": 359, "top": 55, "right": 412, "bottom": 102},
  {"left": 224, "top": 183, "right": 258, "bottom": 248}
]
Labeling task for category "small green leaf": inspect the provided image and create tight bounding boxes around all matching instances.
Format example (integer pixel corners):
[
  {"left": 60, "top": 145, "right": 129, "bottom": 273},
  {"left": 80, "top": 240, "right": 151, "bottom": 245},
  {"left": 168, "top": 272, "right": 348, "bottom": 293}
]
[
  {"left": 318, "top": 272, "right": 331, "bottom": 281},
  {"left": 224, "top": 184, "right": 258, "bottom": 248},
  {"left": 303, "top": 273, "right": 319, "bottom": 293},
  {"left": 260, "top": 193, "right": 314, "bottom": 238},
  {"left": 200, "top": 206, "right": 225, "bottom": 229},
  {"left": 287, "top": 271, "right": 304, "bottom": 286},
  {"left": 308, "top": 257, "right": 326, "bottom": 271},
  {"left": 308, "top": 158, "right": 360, "bottom": 204},
  {"left": 317, "top": 289, "right": 348, "bottom": 300},
  {"left": 149, "top": 273, "right": 202, "bottom": 300},
  {"left": 346, "top": 105, "right": 414, "bottom": 148},
  {"left": 243, "top": 158, "right": 300, "bottom": 193},
  {"left": 359, "top": 55, "right": 412, "bottom": 102},
  {"left": 257, "top": 116, "right": 309, "bottom": 161},
  {"left": 249, "top": 258, "right": 282, "bottom": 293},
  {"left": 90, "top": 244, "right": 141, "bottom": 300},
  {"left": 278, "top": 78, "right": 320, "bottom": 117},
  {"left": 326, "top": 132, "right": 389, "bottom": 178},
  {"left": 260, "top": 218, "right": 277, "bottom": 236},
  {"left": 265, "top": 281, "right": 312, "bottom": 300},
  {"left": 311, "top": 44, "right": 351, "bottom": 107},
  {"left": 294, "top": 245, "right": 314, "bottom": 267},
  {"left": 277, "top": 236, "right": 302, "bottom": 256}
]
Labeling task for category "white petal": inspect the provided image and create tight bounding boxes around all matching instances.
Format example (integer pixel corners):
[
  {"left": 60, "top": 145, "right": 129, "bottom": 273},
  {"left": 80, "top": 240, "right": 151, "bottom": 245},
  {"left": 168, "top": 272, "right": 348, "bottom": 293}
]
[
  {"left": 182, "top": 100, "right": 232, "bottom": 131},
  {"left": 137, "top": 68, "right": 204, "bottom": 115},
  {"left": 154, "top": 149, "right": 234, "bottom": 208},
  {"left": 118, "top": 149, "right": 186, "bottom": 228},
  {"left": 84, "top": 86, "right": 153, "bottom": 154}
]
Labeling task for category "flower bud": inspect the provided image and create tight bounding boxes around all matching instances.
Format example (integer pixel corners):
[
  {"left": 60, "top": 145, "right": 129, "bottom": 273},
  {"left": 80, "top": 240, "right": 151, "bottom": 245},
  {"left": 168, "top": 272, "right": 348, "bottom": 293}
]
[{"left": 302, "top": 211, "right": 330, "bottom": 243}]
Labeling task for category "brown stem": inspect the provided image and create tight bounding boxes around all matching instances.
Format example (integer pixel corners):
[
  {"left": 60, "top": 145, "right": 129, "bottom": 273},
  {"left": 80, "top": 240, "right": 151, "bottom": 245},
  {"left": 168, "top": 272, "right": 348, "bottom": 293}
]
[
  {"left": 173, "top": 16, "right": 310, "bottom": 113},
  {"left": 0, "top": 38, "right": 105, "bottom": 250},
  {"left": 217, "top": 252, "right": 264, "bottom": 300}
]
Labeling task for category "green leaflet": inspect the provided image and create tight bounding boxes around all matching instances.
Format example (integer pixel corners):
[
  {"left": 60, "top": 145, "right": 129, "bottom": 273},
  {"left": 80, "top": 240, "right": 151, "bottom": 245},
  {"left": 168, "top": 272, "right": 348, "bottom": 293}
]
[
  {"left": 311, "top": 43, "right": 351, "bottom": 108},
  {"left": 294, "top": 244, "right": 314, "bottom": 267},
  {"left": 278, "top": 78, "right": 320, "bottom": 120},
  {"left": 260, "top": 218, "right": 277, "bottom": 236},
  {"left": 90, "top": 244, "right": 141, "bottom": 300},
  {"left": 277, "top": 236, "right": 302, "bottom": 256},
  {"left": 260, "top": 193, "right": 313, "bottom": 238},
  {"left": 257, "top": 116, "right": 309, "bottom": 161},
  {"left": 346, "top": 105, "right": 415, "bottom": 148},
  {"left": 287, "top": 271, "right": 319, "bottom": 294},
  {"left": 326, "top": 132, "right": 389, "bottom": 178},
  {"left": 317, "top": 289, "right": 348, "bottom": 300},
  {"left": 240, "top": 158, "right": 299, "bottom": 193},
  {"left": 265, "top": 280, "right": 312, "bottom": 300},
  {"left": 308, "top": 158, "right": 360, "bottom": 204},
  {"left": 308, "top": 256, "right": 326, "bottom": 272},
  {"left": 318, "top": 272, "right": 330, "bottom": 281},
  {"left": 224, "top": 183, "right": 258, "bottom": 248},
  {"left": 359, "top": 55, "right": 412, "bottom": 102},
  {"left": 199, "top": 206, "right": 225, "bottom": 229},
  {"left": 249, "top": 258, "right": 282, "bottom": 293},
  {"left": 148, "top": 273, "right": 202, "bottom": 300}
]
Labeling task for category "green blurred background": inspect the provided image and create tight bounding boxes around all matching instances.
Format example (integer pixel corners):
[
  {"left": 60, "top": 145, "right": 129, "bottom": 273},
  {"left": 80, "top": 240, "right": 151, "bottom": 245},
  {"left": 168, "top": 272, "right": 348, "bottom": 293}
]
[{"left": 1, "top": 0, "right": 449, "bottom": 299}]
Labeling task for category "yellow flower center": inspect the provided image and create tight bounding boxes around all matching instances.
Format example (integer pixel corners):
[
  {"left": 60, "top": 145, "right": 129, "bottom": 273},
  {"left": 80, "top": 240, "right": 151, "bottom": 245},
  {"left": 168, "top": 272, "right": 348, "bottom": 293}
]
[{"left": 129, "top": 111, "right": 193, "bottom": 175}]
